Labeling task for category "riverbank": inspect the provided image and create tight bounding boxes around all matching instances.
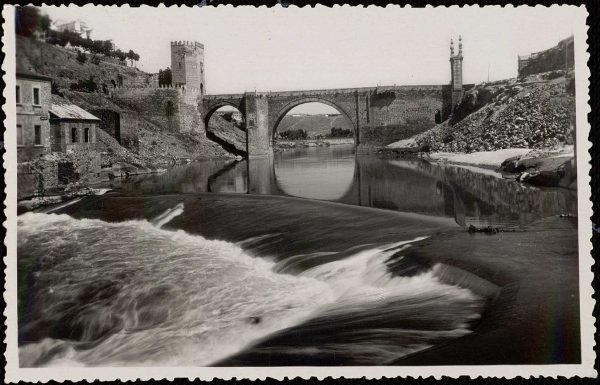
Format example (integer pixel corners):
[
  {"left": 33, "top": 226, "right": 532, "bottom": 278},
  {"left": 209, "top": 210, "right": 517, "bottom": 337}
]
[
  {"left": 43, "top": 192, "right": 579, "bottom": 366},
  {"left": 275, "top": 138, "right": 355, "bottom": 150}
]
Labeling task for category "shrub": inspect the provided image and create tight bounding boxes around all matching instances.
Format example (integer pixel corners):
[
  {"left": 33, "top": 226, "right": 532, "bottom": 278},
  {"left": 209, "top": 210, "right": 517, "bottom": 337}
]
[
  {"left": 69, "top": 77, "right": 98, "bottom": 93},
  {"left": 91, "top": 55, "right": 101, "bottom": 65},
  {"left": 76, "top": 50, "right": 87, "bottom": 64}
]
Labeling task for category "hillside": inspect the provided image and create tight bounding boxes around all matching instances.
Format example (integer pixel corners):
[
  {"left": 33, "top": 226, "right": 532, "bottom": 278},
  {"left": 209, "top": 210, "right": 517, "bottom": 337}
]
[
  {"left": 16, "top": 35, "right": 153, "bottom": 90},
  {"left": 394, "top": 70, "right": 575, "bottom": 153},
  {"left": 278, "top": 114, "right": 353, "bottom": 137},
  {"left": 17, "top": 36, "right": 238, "bottom": 166}
]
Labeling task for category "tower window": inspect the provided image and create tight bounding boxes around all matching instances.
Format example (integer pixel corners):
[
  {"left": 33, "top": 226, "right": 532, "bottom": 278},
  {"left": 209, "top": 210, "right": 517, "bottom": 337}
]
[
  {"left": 16, "top": 85, "right": 21, "bottom": 104},
  {"left": 179, "top": 62, "right": 182, "bottom": 69}
]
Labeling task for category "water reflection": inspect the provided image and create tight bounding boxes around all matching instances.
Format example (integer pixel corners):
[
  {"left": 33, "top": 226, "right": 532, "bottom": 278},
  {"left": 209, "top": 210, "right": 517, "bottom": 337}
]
[
  {"left": 274, "top": 146, "right": 355, "bottom": 200},
  {"left": 111, "top": 144, "right": 576, "bottom": 228}
]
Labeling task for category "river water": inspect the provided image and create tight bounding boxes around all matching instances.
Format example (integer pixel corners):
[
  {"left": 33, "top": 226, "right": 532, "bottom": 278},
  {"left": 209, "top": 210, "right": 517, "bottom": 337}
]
[{"left": 17, "top": 144, "right": 578, "bottom": 367}]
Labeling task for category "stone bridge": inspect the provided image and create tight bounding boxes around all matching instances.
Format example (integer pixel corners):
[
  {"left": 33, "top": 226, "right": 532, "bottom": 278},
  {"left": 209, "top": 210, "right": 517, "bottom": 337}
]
[{"left": 201, "top": 85, "right": 456, "bottom": 157}]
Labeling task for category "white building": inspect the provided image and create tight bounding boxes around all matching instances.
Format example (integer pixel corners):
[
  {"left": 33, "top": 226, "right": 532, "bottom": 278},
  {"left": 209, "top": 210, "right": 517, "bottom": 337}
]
[{"left": 55, "top": 20, "right": 93, "bottom": 39}]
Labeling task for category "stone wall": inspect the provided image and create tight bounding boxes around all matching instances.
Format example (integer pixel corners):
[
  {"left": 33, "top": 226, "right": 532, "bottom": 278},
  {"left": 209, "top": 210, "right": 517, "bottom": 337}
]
[
  {"left": 361, "top": 87, "right": 445, "bottom": 146},
  {"left": 518, "top": 36, "right": 574, "bottom": 77},
  {"left": 109, "top": 87, "right": 204, "bottom": 135},
  {"left": 90, "top": 109, "right": 121, "bottom": 143}
]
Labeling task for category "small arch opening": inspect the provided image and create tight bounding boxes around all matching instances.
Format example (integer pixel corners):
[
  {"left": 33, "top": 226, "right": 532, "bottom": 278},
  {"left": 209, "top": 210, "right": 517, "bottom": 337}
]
[{"left": 206, "top": 105, "right": 247, "bottom": 157}]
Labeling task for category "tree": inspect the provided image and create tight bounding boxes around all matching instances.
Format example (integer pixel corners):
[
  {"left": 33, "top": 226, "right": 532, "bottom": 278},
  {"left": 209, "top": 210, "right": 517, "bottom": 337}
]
[
  {"left": 114, "top": 49, "right": 127, "bottom": 62},
  {"left": 158, "top": 68, "right": 172, "bottom": 86},
  {"left": 101, "top": 40, "right": 113, "bottom": 56},
  {"left": 39, "top": 14, "right": 51, "bottom": 33},
  {"left": 76, "top": 50, "right": 88, "bottom": 64},
  {"left": 15, "top": 6, "right": 41, "bottom": 37}
]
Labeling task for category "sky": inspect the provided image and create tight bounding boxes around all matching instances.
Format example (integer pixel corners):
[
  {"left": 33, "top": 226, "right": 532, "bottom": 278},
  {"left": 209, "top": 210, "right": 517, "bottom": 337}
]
[{"left": 41, "top": 5, "right": 583, "bottom": 114}]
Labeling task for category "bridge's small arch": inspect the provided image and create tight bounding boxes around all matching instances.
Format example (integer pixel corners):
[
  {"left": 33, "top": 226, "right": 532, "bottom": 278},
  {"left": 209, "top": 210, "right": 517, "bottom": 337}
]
[
  {"left": 272, "top": 99, "right": 356, "bottom": 143},
  {"left": 205, "top": 104, "right": 248, "bottom": 157},
  {"left": 204, "top": 102, "right": 245, "bottom": 129}
]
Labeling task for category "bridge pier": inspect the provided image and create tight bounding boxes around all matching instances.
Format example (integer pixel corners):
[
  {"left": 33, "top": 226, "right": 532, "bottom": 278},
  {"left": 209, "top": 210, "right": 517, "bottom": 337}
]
[{"left": 244, "top": 93, "right": 272, "bottom": 158}]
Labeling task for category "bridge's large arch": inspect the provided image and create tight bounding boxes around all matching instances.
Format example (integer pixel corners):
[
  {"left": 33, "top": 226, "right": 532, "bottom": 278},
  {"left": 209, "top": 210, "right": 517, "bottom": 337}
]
[{"left": 269, "top": 97, "right": 357, "bottom": 143}]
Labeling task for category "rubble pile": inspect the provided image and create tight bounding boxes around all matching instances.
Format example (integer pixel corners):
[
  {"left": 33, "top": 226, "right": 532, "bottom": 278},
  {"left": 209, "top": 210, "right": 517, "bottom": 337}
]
[{"left": 416, "top": 73, "right": 575, "bottom": 153}]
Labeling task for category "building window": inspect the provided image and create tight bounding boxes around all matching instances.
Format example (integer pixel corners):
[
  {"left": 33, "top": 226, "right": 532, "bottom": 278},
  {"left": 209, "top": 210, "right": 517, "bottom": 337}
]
[
  {"left": 16, "top": 85, "right": 21, "bottom": 104},
  {"left": 33, "top": 87, "right": 40, "bottom": 106},
  {"left": 71, "top": 127, "right": 79, "bottom": 143},
  {"left": 84, "top": 127, "right": 90, "bottom": 143},
  {"left": 179, "top": 62, "right": 182, "bottom": 69},
  {"left": 17, "top": 125, "right": 23, "bottom": 146},
  {"left": 34, "top": 125, "right": 42, "bottom": 145}
]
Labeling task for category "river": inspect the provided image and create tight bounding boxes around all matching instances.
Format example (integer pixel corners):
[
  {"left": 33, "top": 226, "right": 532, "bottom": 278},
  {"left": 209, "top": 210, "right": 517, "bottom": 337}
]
[{"left": 17, "top": 144, "right": 580, "bottom": 367}]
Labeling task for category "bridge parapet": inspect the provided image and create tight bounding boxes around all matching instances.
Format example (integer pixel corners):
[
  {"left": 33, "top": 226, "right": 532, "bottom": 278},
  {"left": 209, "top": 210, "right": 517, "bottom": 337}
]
[{"left": 204, "top": 93, "right": 245, "bottom": 100}]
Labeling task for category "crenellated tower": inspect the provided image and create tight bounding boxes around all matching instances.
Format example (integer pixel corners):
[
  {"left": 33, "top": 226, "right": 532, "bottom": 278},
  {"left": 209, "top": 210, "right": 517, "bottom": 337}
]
[
  {"left": 171, "top": 41, "right": 205, "bottom": 95},
  {"left": 449, "top": 35, "right": 464, "bottom": 110}
]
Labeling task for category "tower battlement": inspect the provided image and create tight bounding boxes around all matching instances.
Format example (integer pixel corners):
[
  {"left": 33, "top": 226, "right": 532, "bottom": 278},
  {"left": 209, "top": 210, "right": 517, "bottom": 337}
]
[{"left": 171, "top": 41, "right": 204, "bottom": 49}]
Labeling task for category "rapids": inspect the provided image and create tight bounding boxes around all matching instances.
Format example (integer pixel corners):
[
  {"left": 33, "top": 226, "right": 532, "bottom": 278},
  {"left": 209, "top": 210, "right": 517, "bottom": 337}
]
[{"left": 17, "top": 205, "right": 484, "bottom": 367}]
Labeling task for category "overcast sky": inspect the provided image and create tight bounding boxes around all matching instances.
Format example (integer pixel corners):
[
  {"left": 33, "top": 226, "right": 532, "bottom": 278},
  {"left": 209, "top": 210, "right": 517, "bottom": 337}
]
[{"left": 41, "top": 5, "right": 583, "bottom": 113}]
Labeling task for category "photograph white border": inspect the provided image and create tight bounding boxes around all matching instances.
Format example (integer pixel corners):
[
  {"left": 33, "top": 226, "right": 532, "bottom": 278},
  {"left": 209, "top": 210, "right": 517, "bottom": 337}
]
[{"left": 2, "top": 4, "right": 595, "bottom": 382}]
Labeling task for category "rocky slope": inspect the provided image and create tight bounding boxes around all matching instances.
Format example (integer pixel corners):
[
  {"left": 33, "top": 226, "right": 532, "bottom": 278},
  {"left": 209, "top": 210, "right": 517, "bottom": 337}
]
[
  {"left": 409, "top": 70, "right": 575, "bottom": 153},
  {"left": 206, "top": 114, "right": 247, "bottom": 156}
]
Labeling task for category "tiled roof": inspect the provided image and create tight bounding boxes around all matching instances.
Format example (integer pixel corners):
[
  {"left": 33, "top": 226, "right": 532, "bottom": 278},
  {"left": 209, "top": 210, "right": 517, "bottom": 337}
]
[{"left": 50, "top": 102, "right": 100, "bottom": 121}]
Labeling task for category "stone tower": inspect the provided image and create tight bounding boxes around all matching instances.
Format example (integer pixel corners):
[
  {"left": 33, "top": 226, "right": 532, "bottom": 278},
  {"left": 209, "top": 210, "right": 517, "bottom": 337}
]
[
  {"left": 449, "top": 36, "right": 464, "bottom": 109},
  {"left": 171, "top": 41, "right": 205, "bottom": 95}
]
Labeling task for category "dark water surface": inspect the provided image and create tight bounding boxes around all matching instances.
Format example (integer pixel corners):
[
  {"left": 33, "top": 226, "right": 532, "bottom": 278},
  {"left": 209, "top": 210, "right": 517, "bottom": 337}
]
[
  {"left": 17, "top": 144, "right": 579, "bottom": 367},
  {"left": 110, "top": 144, "right": 576, "bottom": 228}
]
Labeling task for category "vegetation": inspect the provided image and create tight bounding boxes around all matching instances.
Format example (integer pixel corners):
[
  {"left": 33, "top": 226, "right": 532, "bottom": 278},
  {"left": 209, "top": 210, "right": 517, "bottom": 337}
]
[
  {"left": 279, "top": 129, "right": 308, "bottom": 140},
  {"left": 15, "top": 6, "right": 49, "bottom": 37},
  {"left": 76, "top": 50, "right": 88, "bottom": 64},
  {"left": 158, "top": 68, "right": 173, "bottom": 86},
  {"left": 69, "top": 77, "right": 98, "bottom": 93},
  {"left": 16, "top": 6, "right": 140, "bottom": 66},
  {"left": 329, "top": 127, "right": 353, "bottom": 138}
]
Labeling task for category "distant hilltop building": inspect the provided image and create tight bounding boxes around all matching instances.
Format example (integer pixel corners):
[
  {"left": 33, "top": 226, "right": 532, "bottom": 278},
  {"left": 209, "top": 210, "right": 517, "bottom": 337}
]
[
  {"left": 518, "top": 35, "right": 574, "bottom": 77},
  {"left": 55, "top": 20, "right": 93, "bottom": 39},
  {"left": 171, "top": 41, "right": 205, "bottom": 95}
]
